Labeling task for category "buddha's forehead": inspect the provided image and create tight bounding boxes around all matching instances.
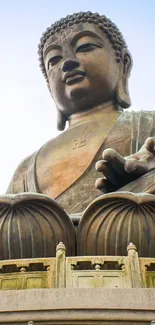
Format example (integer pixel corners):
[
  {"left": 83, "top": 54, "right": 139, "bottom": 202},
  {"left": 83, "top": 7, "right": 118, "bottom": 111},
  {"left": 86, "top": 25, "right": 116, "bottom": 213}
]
[{"left": 43, "top": 22, "right": 107, "bottom": 52}]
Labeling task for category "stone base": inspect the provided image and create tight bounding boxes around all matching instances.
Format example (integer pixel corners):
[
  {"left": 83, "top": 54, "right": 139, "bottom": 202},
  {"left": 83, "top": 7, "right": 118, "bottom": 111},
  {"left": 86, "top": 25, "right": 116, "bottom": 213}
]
[{"left": 0, "top": 288, "right": 155, "bottom": 324}]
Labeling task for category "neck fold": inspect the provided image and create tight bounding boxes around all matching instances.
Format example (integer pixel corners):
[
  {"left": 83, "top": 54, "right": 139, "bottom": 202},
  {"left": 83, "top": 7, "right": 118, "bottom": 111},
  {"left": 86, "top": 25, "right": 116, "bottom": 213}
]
[{"left": 68, "top": 101, "right": 121, "bottom": 127}]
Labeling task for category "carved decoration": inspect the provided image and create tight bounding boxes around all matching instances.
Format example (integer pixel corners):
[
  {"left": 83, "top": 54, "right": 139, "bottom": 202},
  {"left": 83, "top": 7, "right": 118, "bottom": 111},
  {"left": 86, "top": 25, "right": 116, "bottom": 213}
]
[
  {"left": 77, "top": 192, "right": 155, "bottom": 257},
  {"left": 0, "top": 193, "right": 75, "bottom": 259}
]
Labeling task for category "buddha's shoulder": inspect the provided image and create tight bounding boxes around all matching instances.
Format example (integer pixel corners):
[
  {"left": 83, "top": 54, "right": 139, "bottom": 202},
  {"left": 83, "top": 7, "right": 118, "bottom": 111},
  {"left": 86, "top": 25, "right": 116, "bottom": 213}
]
[
  {"left": 6, "top": 154, "right": 33, "bottom": 193},
  {"left": 118, "top": 110, "right": 155, "bottom": 124},
  {"left": 122, "top": 110, "right": 155, "bottom": 117},
  {"left": 6, "top": 132, "right": 65, "bottom": 193}
]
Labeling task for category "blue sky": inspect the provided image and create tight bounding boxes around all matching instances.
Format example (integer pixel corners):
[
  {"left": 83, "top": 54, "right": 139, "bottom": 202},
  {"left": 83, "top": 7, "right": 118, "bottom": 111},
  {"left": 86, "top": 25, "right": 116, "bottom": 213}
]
[{"left": 0, "top": 0, "right": 155, "bottom": 192}]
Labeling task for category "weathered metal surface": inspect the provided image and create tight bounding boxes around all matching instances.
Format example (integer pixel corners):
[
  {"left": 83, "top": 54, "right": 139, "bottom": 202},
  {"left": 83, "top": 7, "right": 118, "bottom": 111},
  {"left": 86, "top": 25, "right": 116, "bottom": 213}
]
[
  {"left": 77, "top": 192, "right": 155, "bottom": 257},
  {"left": 0, "top": 193, "right": 75, "bottom": 259}
]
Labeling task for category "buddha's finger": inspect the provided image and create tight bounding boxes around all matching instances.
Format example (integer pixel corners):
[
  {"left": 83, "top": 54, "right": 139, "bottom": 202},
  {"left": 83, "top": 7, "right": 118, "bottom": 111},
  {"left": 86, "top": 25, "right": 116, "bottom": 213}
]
[
  {"left": 95, "top": 160, "right": 122, "bottom": 186},
  {"left": 95, "top": 177, "right": 108, "bottom": 193},
  {"left": 102, "top": 148, "right": 126, "bottom": 175},
  {"left": 95, "top": 177, "right": 117, "bottom": 192},
  {"left": 144, "top": 137, "right": 155, "bottom": 153},
  {"left": 130, "top": 138, "right": 155, "bottom": 162},
  {"left": 96, "top": 160, "right": 106, "bottom": 172},
  {"left": 125, "top": 159, "right": 148, "bottom": 175}
]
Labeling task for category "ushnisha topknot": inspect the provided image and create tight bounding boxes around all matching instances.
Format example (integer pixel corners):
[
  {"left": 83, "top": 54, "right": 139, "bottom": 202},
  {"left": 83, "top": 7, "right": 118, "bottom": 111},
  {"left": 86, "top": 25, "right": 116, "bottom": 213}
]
[{"left": 38, "top": 11, "right": 128, "bottom": 86}]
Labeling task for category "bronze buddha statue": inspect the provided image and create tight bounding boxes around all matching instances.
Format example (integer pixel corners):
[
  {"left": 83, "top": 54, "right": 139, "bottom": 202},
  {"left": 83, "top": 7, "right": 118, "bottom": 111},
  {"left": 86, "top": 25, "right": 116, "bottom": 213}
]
[
  {"left": 0, "top": 11, "right": 155, "bottom": 259},
  {"left": 6, "top": 12, "right": 155, "bottom": 215}
]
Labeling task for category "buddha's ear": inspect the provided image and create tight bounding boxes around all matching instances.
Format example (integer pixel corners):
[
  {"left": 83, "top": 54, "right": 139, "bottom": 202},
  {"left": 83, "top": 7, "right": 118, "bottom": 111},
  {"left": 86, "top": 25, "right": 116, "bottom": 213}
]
[
  {"left": 49, "top": 88, "right": 67, "bottom": 131},
  {"left": 116, "top": 49, "right": 133, "bottom": 109},
  {"left": 57, "top": 108, "right": 67, "bottom": 131}
]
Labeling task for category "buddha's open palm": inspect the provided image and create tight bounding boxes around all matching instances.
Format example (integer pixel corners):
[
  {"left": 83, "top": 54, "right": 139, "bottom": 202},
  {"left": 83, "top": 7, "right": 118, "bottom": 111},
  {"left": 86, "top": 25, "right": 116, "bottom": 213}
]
[{"left": 95, "top": 137, "right": 155, "bottom": 192}]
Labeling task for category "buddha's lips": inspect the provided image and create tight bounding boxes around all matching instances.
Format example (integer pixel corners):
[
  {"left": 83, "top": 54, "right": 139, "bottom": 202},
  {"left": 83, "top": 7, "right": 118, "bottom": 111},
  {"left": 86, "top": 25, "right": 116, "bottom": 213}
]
[{"left": 63, "top": 70, "right": 86, "bottom": 85}]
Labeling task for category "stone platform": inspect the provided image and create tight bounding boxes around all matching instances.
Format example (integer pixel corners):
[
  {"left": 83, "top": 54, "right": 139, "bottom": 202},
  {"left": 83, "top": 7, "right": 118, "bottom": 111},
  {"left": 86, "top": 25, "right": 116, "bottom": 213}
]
[
  {"left": 0, "top": 288, "right": 155, "bottom": 324},
  {"left": 0, "top": 243, "right": 155, "bottom": 324}
]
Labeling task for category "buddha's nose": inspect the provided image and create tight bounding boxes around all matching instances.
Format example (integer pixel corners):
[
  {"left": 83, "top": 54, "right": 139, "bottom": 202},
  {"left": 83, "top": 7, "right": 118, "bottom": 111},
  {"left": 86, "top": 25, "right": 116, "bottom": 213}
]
[{"left": 61, "top": 59, "right": 80, "bottom": 72}]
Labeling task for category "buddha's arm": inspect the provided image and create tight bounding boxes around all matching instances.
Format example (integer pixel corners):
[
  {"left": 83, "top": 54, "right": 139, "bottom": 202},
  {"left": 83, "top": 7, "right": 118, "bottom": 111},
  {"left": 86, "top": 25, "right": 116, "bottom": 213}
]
[{"left": 6, "top": 155, "right": 32, "bottom": 194}]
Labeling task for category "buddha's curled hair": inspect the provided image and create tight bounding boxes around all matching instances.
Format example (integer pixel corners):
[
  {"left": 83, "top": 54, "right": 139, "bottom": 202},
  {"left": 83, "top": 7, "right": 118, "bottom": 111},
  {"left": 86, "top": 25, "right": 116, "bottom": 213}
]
[{"left": 38, "top": 11, "right": 128, "bottom": 85}]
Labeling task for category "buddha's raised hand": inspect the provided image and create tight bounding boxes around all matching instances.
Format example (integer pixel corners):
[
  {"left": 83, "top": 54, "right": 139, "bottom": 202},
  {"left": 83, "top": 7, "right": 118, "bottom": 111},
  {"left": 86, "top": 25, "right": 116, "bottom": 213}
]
[{"left": 95, "top": 137, "right": 155, "bottom": 193}]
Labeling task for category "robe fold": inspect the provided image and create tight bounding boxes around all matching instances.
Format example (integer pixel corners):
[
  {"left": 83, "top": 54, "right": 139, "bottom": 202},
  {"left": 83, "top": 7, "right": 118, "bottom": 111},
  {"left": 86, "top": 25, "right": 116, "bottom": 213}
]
[{"left": 6, "top": 110, "right": 155, "bottom": 214}]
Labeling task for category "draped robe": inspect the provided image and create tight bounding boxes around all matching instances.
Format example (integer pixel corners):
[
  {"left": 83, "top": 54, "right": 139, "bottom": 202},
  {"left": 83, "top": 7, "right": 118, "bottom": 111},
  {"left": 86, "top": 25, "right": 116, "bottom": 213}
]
[{"left": 7, "top": 110, "right": 155, "bottom": 214}]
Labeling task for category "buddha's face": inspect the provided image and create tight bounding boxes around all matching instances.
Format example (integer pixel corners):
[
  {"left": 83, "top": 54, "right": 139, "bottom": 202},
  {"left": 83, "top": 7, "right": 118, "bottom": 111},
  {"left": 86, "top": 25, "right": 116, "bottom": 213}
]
[{"left": 43, "top": 23, "right": 121, "bottom": 117}]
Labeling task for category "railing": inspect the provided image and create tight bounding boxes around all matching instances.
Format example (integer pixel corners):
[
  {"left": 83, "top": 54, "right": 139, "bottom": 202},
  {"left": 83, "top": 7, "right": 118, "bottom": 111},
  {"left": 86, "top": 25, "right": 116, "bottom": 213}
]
[
  {"left": 0, "top": 242, "right": 155, "bottom": 289},
  {"left": 27, "top": 321, "right": 155, "bottom": 325}
]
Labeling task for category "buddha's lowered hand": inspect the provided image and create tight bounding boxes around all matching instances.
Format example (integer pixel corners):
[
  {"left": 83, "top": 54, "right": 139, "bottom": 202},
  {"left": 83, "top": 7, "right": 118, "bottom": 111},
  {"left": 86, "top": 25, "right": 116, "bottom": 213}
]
[{"left": 95, "top": 137, "right": 155, "bottom": 192}]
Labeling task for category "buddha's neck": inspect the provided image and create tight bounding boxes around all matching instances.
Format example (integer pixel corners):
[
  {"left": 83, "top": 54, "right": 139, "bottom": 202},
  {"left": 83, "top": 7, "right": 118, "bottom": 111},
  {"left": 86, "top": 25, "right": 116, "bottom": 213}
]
[{"left": 68, "top": 101, "right": 122, "bottom": 127}]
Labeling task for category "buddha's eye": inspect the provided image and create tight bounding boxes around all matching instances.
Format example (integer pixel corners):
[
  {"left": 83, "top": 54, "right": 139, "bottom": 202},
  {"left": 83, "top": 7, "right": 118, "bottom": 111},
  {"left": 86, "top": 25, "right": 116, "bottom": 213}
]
[
  {"left": 76, "top": 43, "right": 102, "bottom": 53},
  {"left": 48, "top": 56, "right": 62, "bottom": 69}
]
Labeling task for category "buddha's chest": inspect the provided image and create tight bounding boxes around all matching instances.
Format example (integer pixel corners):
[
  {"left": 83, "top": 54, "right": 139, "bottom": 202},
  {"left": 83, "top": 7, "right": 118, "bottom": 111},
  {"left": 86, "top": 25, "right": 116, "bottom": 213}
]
[
  {"left": 36, "top": 120, "right": 104, "bottom": 198},
  {"left": 35, "top": 112, "right": 123, "bottom": 199}
]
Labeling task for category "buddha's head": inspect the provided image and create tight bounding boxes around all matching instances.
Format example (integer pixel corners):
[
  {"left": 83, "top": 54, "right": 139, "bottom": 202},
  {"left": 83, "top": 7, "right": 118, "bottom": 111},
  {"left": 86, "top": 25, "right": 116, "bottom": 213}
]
[{"left": 38, "top": 12, "right": 132, "bottom": 130}]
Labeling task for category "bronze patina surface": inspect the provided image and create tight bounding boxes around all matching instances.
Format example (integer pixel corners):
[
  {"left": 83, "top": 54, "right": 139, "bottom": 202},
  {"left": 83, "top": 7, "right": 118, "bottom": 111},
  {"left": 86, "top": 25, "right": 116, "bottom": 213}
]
[
  {"left": 0, "top": 193, "right": 75, "bottom": 259},
  {"left": 7, "top": 12, "right": 155, "bottom": 214},
  {"left": 4, "top": 12, "right": 155, "bottom": 258}
]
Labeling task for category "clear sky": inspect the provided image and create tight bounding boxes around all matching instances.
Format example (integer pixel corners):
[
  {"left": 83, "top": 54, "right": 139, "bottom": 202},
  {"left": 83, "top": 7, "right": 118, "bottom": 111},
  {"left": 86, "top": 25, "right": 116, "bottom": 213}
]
[{"left": 0, "top": 0, "right": 155, "bottom": 193}]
